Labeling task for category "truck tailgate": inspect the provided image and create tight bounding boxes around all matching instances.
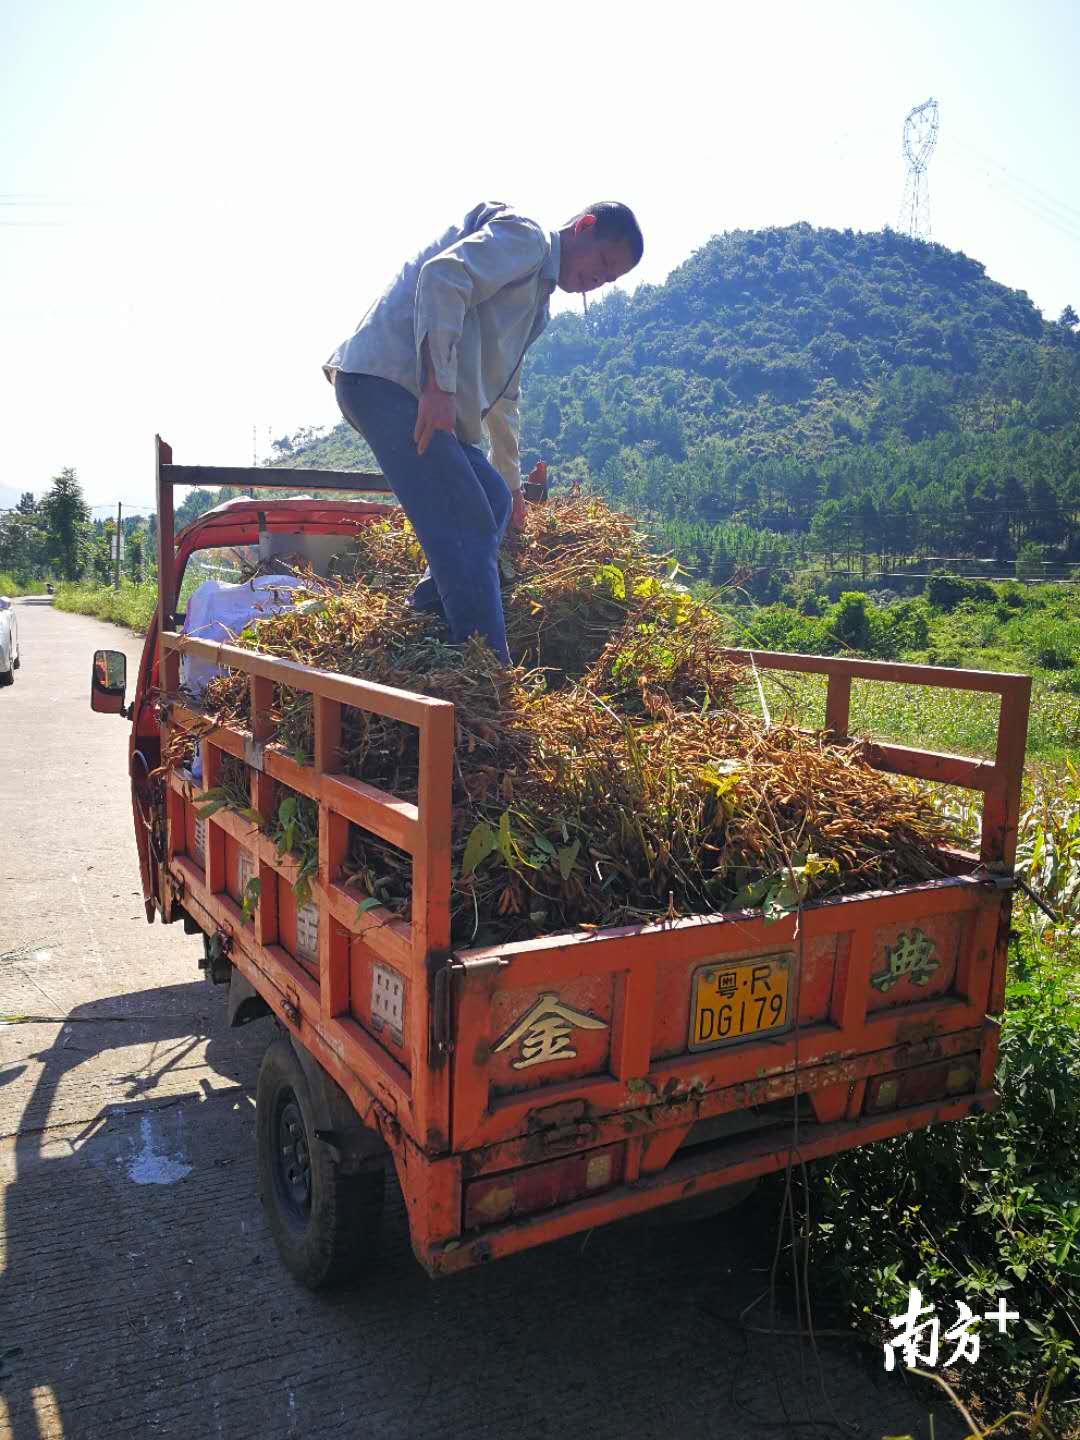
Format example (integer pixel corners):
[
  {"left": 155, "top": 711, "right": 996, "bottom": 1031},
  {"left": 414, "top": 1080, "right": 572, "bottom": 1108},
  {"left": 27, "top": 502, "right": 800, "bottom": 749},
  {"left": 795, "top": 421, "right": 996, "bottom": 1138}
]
[{"left": 450, "top": 873, "right": 1005, "bottom": 1157}]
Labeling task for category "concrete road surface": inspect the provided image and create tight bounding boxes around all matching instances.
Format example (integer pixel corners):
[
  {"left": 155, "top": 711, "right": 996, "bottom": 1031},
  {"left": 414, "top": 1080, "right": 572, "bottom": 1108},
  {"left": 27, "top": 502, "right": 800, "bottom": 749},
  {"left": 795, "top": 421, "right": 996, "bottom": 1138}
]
[{"left": 0, "top": 599, "right": 964, "bottom": 1440}]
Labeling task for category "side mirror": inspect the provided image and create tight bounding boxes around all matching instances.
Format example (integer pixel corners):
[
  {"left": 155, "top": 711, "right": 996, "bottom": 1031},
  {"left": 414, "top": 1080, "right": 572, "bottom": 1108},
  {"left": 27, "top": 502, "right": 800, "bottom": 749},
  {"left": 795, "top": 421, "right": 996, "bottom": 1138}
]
[{"left": 91, "top": 649, "right": 128, "bottom": 715}]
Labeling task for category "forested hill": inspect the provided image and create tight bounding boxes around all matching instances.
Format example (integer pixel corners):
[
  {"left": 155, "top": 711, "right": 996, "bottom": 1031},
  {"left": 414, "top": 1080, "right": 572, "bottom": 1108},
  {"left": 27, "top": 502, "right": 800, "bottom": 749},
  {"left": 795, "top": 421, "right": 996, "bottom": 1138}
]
[{"left": 270, "top": 223, "right": 1080, "bottom": 582}]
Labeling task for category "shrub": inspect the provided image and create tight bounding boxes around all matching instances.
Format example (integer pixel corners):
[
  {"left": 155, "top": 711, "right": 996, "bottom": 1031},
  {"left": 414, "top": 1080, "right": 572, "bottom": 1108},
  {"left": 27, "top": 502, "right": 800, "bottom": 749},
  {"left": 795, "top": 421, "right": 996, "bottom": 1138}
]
[
  {"left": 827, "top": 591, "right": 872, "bottom": 651},
  {"left": 740, "top": 603, "right": 825, "bottom": 654},
  {"left": 53, "top": 579, "right": 158, "bottom": 633},
  {"left": 996, "top": 579, "right": 1029, "bottom": 609},
  {"left": 877, "top": 597, "right": 931, "bottom": 655},
  {"left": 1021, "top": 613, "right": 1080, "bottom": 671},
  {"left": 926, "top": 573, "right": 998, "bottom": 610},
  {"left": 802, "top": 913, "right": 1080, "bottom": 1421},
  {"left": 1015, "top": 541, "right": 1046, "bottom": 581},
  {"left": 0, "top": 571, "right": 46, "bottom": 596}
]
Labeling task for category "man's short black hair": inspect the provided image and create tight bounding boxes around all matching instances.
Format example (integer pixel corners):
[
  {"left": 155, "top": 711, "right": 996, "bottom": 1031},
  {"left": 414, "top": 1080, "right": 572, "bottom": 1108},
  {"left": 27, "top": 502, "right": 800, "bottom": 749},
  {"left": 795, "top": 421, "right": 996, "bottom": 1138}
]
[{"left": 568, "top": 202, "right": 644, "bottom": 266}]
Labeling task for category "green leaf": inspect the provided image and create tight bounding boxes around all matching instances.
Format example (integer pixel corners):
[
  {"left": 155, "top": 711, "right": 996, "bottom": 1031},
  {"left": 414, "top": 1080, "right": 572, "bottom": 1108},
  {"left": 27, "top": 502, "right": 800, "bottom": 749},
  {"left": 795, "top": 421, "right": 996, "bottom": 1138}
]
[
  {"left": 698, "top": 764, "right": 742, "bottom": 797},
  {"left": 241, "top": 878, "right": 261, "bottom": 924},
  {"left": 194, "top": 787, "right": 228, "bottom": 816},
  {"left": 731, "top": 877, "right": 771, "bottom": 910},
  {"left": 594, "top": 563, "right": 626, "bottom": 600},
  {"left": 461, "top": 821, "right": 495, "bottom": 877},
  {"left": 355, "top": 896, "right": 382, "bottom": 916},
  {"left": 496, "top": 810, "right": 516, "bottom": 865},
  {"left": 802, "top": 853, "right": 841, "bottom": 881},
  {"left": 557, "top": 839, "right": 581, "bottom": 880},
  {"left": 763, "top": 871, "right": 811, "bottom": 920},
  {"left": 667, "top": 589, "right": 694, "bottom": 626}
]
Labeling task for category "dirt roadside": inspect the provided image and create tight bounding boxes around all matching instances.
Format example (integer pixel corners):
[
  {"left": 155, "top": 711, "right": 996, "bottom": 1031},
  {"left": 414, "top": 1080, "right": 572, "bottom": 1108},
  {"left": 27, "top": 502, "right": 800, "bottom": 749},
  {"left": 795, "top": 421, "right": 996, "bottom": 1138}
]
[{"left": 0, "top": 599, "right": 964, "bottom": 1440}]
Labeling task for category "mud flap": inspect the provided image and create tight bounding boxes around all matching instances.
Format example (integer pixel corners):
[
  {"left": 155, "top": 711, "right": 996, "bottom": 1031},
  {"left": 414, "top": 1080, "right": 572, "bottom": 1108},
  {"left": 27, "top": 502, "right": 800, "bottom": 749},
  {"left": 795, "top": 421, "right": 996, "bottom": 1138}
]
[
  {"left": 283, "top": 1030, "right": 389, "bottom": 1174},
  {"left": 227, "top": 968, "right": 272, "bottom": 1027}
]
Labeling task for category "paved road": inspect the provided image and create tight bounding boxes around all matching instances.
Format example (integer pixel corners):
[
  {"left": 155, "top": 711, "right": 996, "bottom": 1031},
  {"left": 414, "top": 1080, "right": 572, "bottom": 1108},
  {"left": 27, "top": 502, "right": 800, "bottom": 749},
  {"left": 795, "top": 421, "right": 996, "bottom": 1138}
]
[{"left": 0, "top": 600, "right": 962, "bottom": 1440}]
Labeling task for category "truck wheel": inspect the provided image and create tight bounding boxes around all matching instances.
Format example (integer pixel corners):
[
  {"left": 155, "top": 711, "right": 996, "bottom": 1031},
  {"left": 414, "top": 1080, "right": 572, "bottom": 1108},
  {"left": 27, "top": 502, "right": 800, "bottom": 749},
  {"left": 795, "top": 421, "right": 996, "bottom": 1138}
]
[
  {"left": 0, "top": 662, "right": 13, "bottom": 687},
  {"left": 256, "top": 1035, "right": 385, "bottom": 1290}
]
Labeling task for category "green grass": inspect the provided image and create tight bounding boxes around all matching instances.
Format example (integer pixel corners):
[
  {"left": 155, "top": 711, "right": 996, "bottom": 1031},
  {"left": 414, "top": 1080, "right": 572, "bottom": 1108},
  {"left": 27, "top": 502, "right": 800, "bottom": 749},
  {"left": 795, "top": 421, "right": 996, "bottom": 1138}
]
[
  {"left": 754, "top": 665, "right": 1079, "bottom": 765},
  {"left": 53, "top": 578, "right": 159, "bottom": 632},
  {"left": 736, "top": 581, "right": 1080, "bottom": 764}
]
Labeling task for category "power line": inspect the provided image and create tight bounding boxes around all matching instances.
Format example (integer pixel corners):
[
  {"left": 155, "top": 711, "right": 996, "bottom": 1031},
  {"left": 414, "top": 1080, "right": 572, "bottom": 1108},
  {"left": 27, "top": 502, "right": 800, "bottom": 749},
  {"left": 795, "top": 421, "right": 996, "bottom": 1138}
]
[
  {"left": 960, "top": 168, "right": 1080, "bottom": 248},
  {"left": 946, "top": 139, "right": 1080, "bottom": 250},
  {"left": 950, "top": 136, "right": 1080, "bottom": 227}
]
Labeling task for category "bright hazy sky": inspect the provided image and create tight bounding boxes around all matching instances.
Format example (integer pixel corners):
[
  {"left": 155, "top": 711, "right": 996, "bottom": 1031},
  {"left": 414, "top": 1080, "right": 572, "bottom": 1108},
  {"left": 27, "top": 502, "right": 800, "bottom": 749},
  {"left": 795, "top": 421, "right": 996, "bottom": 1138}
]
[{"left": 2, "top": 0, "right": 1078, "bottom": 510}]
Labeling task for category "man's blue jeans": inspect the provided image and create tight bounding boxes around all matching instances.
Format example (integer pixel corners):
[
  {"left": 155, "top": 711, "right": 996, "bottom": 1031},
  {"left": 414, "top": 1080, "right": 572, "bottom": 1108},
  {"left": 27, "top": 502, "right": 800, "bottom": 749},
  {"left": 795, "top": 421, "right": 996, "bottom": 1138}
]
[{"left": 334, "top": 373, "right": 512, "bottom": 663}]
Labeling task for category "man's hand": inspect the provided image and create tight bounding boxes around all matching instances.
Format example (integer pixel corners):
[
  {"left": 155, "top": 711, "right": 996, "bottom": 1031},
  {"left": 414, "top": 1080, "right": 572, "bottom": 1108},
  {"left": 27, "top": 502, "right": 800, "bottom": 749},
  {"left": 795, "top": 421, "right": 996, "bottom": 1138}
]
[
  {"left": 414, "top": 385, "right": 456, "bottom": 456},
  {"left": 509, "top": 490, "right": 527, "bottom": 532},
  {"left": 415, "top": 336, "right": 456, "bottom": 455},
  {"left": 522, "top": 459, "right": 548, "bottom": 503}
]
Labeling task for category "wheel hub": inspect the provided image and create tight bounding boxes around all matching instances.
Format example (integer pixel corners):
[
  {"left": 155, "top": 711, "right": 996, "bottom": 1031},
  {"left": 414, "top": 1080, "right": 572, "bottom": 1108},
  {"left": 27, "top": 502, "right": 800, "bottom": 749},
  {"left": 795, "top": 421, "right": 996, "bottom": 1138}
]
[{"left": 276, "top": 1093, "right": 312, "bottom": 1217}]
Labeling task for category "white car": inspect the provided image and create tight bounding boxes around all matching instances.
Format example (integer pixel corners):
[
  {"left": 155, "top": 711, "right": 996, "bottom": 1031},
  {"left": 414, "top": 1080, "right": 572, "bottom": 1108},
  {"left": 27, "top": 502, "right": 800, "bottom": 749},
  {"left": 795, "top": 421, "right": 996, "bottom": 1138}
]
[{"left": 0, "top": 597, "right": 19, "bottom": 687}]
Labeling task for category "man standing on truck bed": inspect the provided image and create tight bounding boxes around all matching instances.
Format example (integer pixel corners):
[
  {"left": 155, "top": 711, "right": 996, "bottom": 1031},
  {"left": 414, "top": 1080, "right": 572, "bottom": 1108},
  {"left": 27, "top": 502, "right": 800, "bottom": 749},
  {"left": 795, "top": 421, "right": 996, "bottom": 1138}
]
[{"left": 324, "top": 200, "right": 643, "bottom": 663}]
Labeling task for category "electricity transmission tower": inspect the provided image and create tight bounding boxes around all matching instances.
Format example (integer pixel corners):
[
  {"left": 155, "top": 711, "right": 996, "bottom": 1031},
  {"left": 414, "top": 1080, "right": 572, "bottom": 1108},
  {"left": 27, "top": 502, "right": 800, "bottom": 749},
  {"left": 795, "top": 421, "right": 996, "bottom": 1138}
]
[{"left": 900, "top": 98, "right": 939, "bottom": 241}]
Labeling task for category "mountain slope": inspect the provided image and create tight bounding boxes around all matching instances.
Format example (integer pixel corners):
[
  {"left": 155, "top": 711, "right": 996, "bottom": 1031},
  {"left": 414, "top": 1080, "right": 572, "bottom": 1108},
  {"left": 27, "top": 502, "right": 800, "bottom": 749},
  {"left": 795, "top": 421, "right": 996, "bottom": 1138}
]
[{"left": 273, "top": 224, "right": 1080, "bottom": 576}]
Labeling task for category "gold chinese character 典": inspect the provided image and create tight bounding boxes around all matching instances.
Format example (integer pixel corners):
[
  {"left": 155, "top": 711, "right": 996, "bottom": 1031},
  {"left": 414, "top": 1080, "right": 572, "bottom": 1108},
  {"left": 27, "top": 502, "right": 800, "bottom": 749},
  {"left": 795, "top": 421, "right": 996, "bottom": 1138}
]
[{"left": 492, "top": 992, "right": 608, "bottom": 1071}]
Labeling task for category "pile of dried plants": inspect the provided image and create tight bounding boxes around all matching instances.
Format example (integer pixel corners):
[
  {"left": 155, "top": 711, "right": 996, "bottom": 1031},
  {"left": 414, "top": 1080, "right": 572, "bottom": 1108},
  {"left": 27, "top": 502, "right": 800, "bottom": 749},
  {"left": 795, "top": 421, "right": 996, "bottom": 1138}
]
[{"left": 172, "top": 498, "right": 959, "bottom": 945}]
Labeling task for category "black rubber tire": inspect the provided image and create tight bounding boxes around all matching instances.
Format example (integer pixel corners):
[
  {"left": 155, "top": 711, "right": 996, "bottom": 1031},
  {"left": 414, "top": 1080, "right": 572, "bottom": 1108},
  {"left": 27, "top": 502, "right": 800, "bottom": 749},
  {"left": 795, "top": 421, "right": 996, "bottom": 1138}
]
[
  {"left": 256, "top": 1035, "right": 385, "bottom": 1290},
  {"left": 0, "top": 664, "right": 13, "bottom": 687}
]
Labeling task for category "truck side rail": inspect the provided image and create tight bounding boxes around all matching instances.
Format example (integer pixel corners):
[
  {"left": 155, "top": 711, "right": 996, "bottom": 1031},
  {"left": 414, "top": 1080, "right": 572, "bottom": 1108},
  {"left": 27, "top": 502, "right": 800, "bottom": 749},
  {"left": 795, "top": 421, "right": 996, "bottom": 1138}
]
[
  {"left": 724, "top": 649, "right": 1031, "bottom": 868},
  {"left": 159, "top": 630, "right": 454, "bottom": 1151}
]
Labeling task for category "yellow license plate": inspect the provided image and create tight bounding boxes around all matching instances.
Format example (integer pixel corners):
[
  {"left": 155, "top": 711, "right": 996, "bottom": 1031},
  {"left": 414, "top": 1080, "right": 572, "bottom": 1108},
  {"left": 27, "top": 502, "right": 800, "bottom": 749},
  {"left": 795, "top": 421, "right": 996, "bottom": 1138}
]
[{"left": 689, "top": 956, "right": 792, "bottom": 1051}]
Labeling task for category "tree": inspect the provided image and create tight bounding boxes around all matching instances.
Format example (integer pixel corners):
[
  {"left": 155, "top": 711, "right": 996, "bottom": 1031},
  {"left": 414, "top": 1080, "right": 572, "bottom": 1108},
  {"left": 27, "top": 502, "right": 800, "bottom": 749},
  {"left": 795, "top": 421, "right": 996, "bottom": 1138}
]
[
  {"left": 126, "top": 526, "right": 145, "bottom": 582},
  {"left": 1056, "top": 304, "right": 1078, "bottom": 331},
  {"left": 0, "top": 509, "right": 46, "bottom": 579},
  {"left": 175, "top": 488, "right": 217, "bottom": 528},
  {"left": 808, "top": 499, "right": 848, "bottom": 570},
  {"left": 1015, "top": 540, "right": 1045, "bottom": 581},
  {"left": 828, "top": 592, "right": 872, "bottom": 652},
  {"left": 16, "top": 491, "right": 36, "bottom": 514},
  {"left": 540, "top": 397, "right": 562, "bottom": 441},
  {"left": 39, "top": 468, "right": 90, "bottom": 580}
]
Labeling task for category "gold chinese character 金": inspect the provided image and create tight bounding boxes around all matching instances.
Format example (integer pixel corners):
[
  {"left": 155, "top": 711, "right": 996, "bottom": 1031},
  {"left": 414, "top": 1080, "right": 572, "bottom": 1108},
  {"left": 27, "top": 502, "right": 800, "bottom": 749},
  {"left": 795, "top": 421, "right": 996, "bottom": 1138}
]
[{"left": 493, "top": 992, "right": 608, "bottom": 1071}]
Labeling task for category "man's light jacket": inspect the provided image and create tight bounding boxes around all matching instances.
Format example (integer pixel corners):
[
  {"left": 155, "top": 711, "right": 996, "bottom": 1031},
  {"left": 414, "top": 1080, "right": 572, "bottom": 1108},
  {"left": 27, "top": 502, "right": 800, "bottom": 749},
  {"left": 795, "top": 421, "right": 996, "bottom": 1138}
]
[{"left": 325, "top": 201, "right": 560, "bottom": 493}]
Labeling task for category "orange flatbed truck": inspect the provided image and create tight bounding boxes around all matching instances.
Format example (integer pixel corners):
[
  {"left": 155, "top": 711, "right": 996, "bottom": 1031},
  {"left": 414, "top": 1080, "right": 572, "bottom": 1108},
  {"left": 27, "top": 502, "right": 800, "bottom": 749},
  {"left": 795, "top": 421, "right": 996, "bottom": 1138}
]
[{"left": 90, "top": 439, "right": 1031, "bottom": 1289}]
